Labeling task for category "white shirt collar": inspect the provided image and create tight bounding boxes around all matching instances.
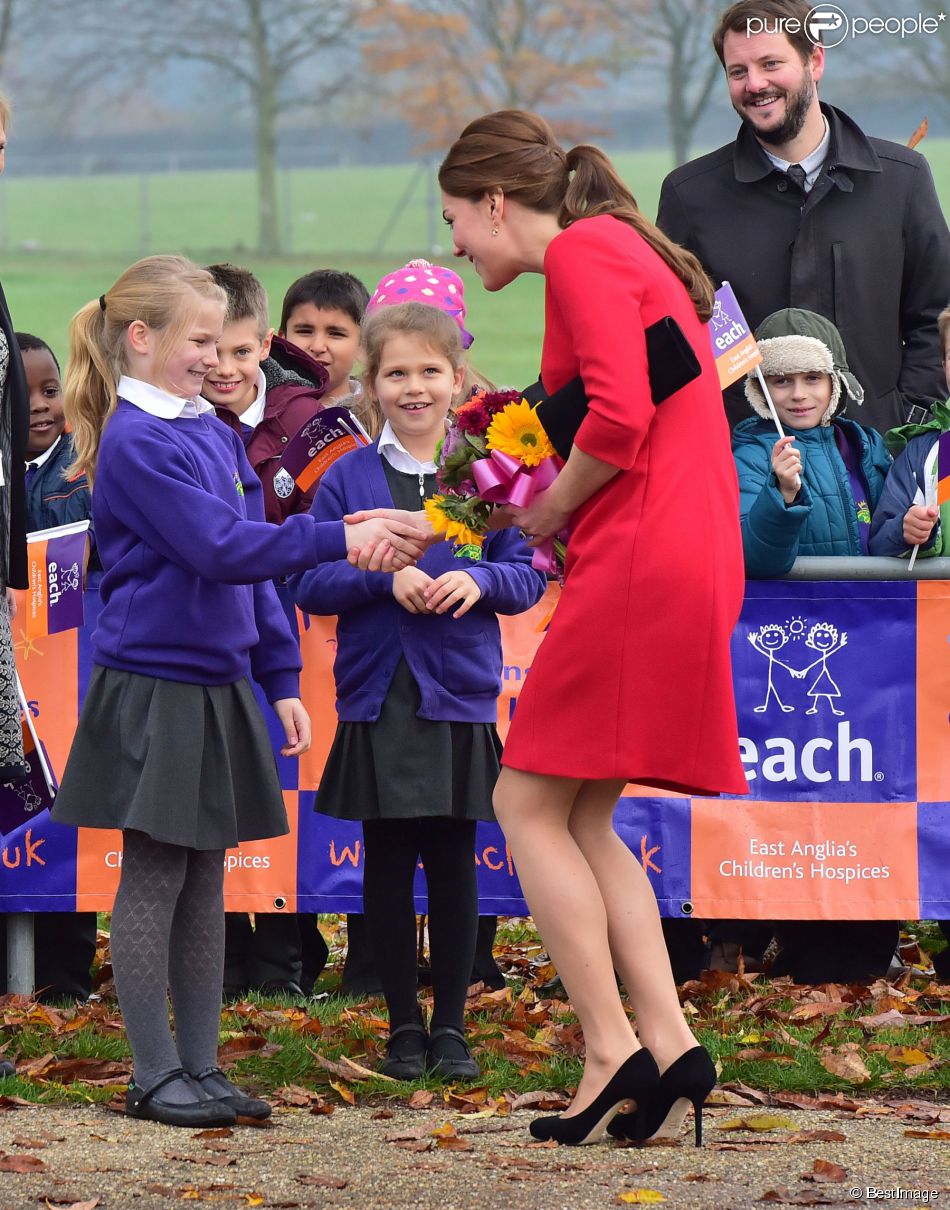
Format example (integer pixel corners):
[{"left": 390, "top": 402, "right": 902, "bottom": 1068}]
[
  {"left": 235, "top": 368, "right": 268, "bottom": 430},
  {"left": 118, "top": 375, "right": 216, "bottom": 420},
  {"left": 763, "top": 116, "right": 831, "bottom": 191},
  {"left": 377, "top": 420, "right": 437, "bottom": 475},
  {"left": 27, "top": 433, "right": 63, "bottom": 470}
]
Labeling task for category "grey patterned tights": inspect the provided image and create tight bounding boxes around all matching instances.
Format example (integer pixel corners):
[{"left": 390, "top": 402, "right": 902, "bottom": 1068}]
[{"left": 111, "top": 830, "right": 226, "bottom": 1104}]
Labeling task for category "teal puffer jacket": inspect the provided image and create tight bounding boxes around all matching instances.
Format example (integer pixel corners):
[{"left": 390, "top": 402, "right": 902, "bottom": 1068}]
[{"left": 732, "top": 417, "right": 891, "bottom": 578}]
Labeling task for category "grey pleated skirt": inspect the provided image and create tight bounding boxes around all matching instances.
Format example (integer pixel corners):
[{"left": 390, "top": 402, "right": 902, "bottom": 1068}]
[
  {"left": 317, "top": 658, "right": 501, "bottom": 823},
  {"left": 51, "top": 666, "right": 289, "bottom": 850}
]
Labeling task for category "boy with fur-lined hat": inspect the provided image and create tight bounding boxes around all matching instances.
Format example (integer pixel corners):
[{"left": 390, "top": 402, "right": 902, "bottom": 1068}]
[
  {"left": 732, "top": 308, "right": 891, "bottom": 579},
  {"left": 724, "top": 308, "right": 897, "bottom": 988}
]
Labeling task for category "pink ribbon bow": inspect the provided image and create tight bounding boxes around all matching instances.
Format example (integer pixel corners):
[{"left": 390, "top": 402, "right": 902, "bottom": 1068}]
[{"left": 471, "top": 450, "right": 565, "bottom": 573}]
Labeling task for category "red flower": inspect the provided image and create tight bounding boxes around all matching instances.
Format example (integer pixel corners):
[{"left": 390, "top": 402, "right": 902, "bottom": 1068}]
[
  {"left": 454, "top": 399, "right": 491, "bottom": 434},
  {"left": 454, "top": 388, "right": 522, "bottom": 436}
]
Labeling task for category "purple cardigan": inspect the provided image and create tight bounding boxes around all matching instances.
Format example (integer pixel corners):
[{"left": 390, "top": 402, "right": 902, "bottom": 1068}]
[
  {"left": 92, "top": 401, "right": 347, "bottom": 702},
  {"left": 289, "top": 442, "right": 546, "bottom": 723}
]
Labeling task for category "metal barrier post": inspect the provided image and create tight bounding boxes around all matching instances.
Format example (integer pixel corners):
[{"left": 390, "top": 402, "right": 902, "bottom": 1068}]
[
  {"left": 787, "top": 556, "right": 950, "bottom": 580},
  {"left": 7, "top": 913, "right": 34, "bottom": 995}
]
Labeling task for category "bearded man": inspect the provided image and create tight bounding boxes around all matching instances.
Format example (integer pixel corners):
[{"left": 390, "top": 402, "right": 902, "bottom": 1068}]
[{"left": 657, "top": 0, "right": 950, "bottom": 433}]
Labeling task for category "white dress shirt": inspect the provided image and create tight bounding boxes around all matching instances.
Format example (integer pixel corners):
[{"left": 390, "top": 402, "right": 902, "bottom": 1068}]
[
  {"left": 233, "top": 368, "right": 268, "bottom": 430},
  {"left": 763, "top": 117, "right": 831, "bottom": 192},
  {"left": 118, "top": 375, "right": 216, "bottom": 420},
  {"left": 25, "top": 433, "right": 63, "bottom": 472},
  {"left": 377, "top": 420, "right": 438, "bottom": 475}
]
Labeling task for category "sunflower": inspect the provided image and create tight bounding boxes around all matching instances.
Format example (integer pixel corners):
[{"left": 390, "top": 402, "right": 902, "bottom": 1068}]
[
  {"left": 485, "top": 399, "right": 555, "bottom": 467},
  {"left": 424, "top": 495, "right": 485, "bottom": 551}
]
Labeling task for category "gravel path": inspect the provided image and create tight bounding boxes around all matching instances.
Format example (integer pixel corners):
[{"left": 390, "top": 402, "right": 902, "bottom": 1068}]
[{"left": 0, "top": 1101, "right": 945, "bottom": 1209}]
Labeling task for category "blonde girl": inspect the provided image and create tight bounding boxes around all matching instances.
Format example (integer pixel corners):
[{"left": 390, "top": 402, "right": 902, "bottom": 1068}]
[{"left": 52, "top": 256, "right": 424, "bottom": 1128}]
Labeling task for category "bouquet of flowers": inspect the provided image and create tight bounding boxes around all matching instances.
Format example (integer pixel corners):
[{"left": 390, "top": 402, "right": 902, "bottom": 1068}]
[{"left": 425, "top": 388, "right": 567, "bottom": 574}]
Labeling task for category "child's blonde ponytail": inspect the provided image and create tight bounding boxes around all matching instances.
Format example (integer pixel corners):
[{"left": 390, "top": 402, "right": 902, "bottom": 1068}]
[
  {"left": 64, "top": 255, "right": 226, "bottom": 485},
  {"left": 65, "top": 301, "right": 119, "bottom": 484}
]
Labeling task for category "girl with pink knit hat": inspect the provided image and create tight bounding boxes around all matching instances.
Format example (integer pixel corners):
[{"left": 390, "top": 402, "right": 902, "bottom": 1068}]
[
  {"left": 291, "top": 296, "right": 544, "bottom": 1081},
  {"left": 366, "top": 259, "right": 474, "bottom": 348},
  {"left": 365, "top": 260, "right": 491, "bottom": 416}
]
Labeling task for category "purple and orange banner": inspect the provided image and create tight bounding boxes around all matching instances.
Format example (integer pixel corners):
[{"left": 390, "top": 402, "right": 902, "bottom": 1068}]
[
  {"left": 937, "top": 430, "right": 950, "bottom": 506},
  {"left": 274, "top": 407, "right": 369, "bottom": 500},
  {"left": 14, "top": 522, "right": 89, "bottom": 640},
  {"left": 3, "top": 579, "right": 949, "bottom": 920},
  {"left": 0, "top": 714, "right": 56, "bottom": 845},
  {"left": 708, "top": 281, "right": 762, "bottom": 390}
]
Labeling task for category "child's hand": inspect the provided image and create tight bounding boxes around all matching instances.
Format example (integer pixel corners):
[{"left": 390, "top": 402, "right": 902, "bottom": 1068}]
[
  {"left": 771, "top": 436, "right": 803, "bottom": 503},
  {"left": 344, "top": 513, "right": 428, "bottom": 571},
  {"left": 345, "top": 508, "right": 440, "bottom": 548},
  {"left": 273, "top": 697, "right": 312, "bottom": 757},
  {"left": 903, "top": 504, "right": 938, "bottom": 546},
  {"left": 393, "top": 566, "right": 434, "bottom": 613},
  {"left": 424, "top": 570, "right": 482, "bottom": 618}
]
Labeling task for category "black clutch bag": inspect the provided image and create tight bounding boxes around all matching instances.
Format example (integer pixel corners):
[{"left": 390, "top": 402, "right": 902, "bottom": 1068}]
[{"left": 523, "top": 315, "right": 702, "bottom": 461}]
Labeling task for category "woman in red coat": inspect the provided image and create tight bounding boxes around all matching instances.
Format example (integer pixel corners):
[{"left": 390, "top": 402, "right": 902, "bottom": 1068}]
[{"left": 438, "top": 111, "right": 747, "bottom": 1146}]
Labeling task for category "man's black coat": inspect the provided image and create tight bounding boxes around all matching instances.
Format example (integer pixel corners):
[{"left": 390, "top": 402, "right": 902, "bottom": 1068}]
[{"left": 658, "top": 104, "right": 950, "bottom": 433}]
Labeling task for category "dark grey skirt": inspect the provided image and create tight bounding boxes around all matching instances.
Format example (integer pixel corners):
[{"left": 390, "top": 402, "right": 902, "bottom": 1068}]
[
  {"left": 52, "top": 666, "right": 289, "bottom": 850},
  {"left": 317, "top": 658, "right": 501, "bottom": 823}
]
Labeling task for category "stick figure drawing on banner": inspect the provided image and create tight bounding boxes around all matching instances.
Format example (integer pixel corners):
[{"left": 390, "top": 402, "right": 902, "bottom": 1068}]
[
  {"left": 748, "top": 624, "right": 796, "bottom": 712},
  {"left": 800, "top": 622, "right": 847, "bottom": 715}
]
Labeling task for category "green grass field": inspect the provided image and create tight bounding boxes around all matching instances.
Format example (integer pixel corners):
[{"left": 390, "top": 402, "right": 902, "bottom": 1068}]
[{"left": 2, "top": 138, "right": 949, "bottom": 390}]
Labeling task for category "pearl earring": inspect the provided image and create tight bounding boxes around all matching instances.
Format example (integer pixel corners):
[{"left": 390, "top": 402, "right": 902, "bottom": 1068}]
[{"left": 491, "top": 225, "right": 499, "bottom": 237}]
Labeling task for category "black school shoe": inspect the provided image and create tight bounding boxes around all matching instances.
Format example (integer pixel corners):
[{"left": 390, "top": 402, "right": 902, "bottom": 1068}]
[
  {"left": 380, "top": 1023, "right": 429, "bottom": 1079},
  {"left": 194, "top": 1065, "right": 272, "bottom": 1120},
  {"left": 126, "top": 1069, "right": 238, "bottom": 1127},
  {"left": 426, "top": 1027, "right": 480, "bottom": 1080}
]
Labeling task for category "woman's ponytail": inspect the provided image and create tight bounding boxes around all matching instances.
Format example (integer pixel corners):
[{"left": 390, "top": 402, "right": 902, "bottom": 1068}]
[
  {"left": 560, "top": 144, "right": 715, "bottom": 323},
  {"left": 441, "top": 111, "right": 714, "bottom": 323}
]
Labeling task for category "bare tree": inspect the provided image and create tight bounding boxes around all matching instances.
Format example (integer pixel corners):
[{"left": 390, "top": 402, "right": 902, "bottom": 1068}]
[
  {"left": 0, "top": 0, "right": 16, "bottom": 77},
  {"left": 363, "top": 0, "right": 614, "bottom": 149},
  {"left": 607, "top": 0, "right": 723, "bottom": 166},
  {"left": 833, "top": 1, "right": 949, "bottom": 132},
  {"left": 56, "top": 0, "right": 360, "bottom": 253}
]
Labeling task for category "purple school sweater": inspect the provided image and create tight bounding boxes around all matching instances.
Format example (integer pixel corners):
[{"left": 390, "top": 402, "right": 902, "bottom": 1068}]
[
  {"left": 91, "top": 400, "right": 346, "bottom": 702},
  {"left": 290, "top": 442, "right": 547, "bottom": 723}
]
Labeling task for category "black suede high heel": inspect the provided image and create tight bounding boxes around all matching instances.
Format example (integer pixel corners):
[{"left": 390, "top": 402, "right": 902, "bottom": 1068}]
[
  {"left": 607, "top": 1045, "right": 716, "bottom": 1146},
  {"left": 528, "top": 1049, "right": 659, "bottom": 1146}
]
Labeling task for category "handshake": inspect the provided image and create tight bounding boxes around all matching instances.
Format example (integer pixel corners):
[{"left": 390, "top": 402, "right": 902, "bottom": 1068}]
[{"left": 342, "top": 509, "right": 436, "bottom": 572}]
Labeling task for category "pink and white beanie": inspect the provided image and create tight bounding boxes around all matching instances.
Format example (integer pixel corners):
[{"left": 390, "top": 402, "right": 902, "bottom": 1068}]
[{"left": 366, "top": 259, "right": 473, "bottom": 348}]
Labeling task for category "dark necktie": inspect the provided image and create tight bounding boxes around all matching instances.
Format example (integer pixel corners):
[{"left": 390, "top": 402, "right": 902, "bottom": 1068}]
[
  {"left": 786, "top": 163, "right": 807, "bottom": 194},
  {"left": 24, "top": 463, "right": 38, "bottom": 490}
]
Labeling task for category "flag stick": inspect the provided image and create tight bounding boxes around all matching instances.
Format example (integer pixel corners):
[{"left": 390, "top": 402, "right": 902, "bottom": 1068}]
[
  {"left": 15, "top": 673, "right": 56, "bottom": 798},
  {"left": 339, "top": 413, "right": 371, "bottom": 445},
  {"left": 754, "top": 366, "right": 801, "bottom": 491},
  {"left": 907, "top": 465, "right": 932, "bottom": 574}
]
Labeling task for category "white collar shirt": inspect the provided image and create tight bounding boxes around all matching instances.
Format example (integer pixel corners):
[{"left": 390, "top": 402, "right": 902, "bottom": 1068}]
[
  {"left": 233, "top": 368, "right": 268, "bottom": 430},
  {"left": 377, "top": 420, "right": 437, "bottom": 475},
  {"left": 26, "top": 433, "right": 63, "bottom": 471},
  {"left": 118, "top": 375, "right": 216, "bottom": 420},
  {"left": 763, "top": 117, "right": 831, "bottom": 191}
]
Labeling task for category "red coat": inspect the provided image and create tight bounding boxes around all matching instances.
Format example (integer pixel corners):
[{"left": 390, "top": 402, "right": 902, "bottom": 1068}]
[
  {"left": 215, "top": 336, "right": 329, "bottom": 523},
  {"left": 502, "top": 216, "right": 747, "bottom": 796}
]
